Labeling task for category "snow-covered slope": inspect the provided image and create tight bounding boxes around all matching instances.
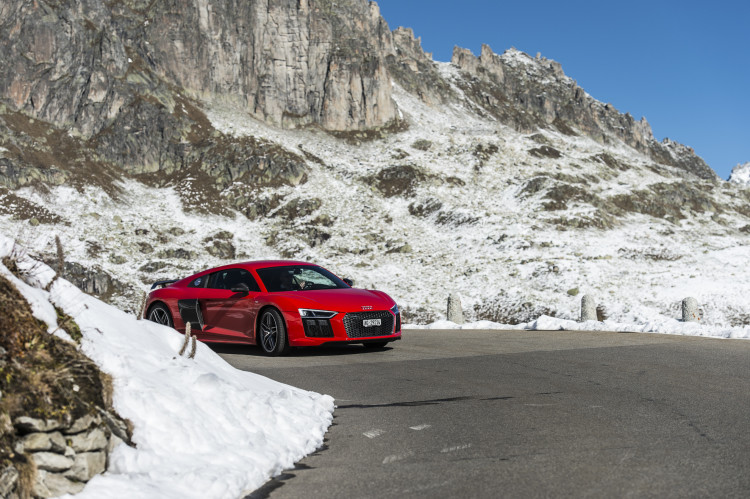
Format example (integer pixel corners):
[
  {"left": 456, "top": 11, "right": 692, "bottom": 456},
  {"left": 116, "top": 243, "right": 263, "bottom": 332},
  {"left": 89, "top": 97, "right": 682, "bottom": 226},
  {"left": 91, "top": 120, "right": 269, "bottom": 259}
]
[
  {"left": 2, "top": 41, "right": 750, "bottom": 332},
  {"left": 3, "top": 65, "right": 749, "bottom": 331},
  {"left": 0, "top": 236, "right": 334, "bottom": 498}
]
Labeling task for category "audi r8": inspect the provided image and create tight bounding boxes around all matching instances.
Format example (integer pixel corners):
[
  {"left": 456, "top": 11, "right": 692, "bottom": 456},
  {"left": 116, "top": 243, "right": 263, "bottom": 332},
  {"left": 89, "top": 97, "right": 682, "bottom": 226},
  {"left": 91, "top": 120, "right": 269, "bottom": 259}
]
[{"left": 143, "top": 260, "right": 402, "bottom": 355}]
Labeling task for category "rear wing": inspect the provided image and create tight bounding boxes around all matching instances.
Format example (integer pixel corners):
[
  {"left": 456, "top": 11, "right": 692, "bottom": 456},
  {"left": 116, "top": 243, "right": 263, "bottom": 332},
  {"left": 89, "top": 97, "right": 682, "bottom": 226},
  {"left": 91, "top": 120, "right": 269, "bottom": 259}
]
[{"left": 151, "top": 279, "right": 178, "bottom": 290}]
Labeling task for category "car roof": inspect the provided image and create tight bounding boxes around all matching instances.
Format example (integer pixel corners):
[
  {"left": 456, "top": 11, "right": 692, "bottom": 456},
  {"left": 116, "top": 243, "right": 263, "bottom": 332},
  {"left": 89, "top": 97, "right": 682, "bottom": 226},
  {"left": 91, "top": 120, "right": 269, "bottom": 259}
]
[
  {"left": 195, "top": 260, "right": 317, "bottom": 275},
  {"left": 169, "top": 260, "right": 322, "bottom": 288},
  {"left": 228, "top": 260, "right": 314, "bottom": 270}
]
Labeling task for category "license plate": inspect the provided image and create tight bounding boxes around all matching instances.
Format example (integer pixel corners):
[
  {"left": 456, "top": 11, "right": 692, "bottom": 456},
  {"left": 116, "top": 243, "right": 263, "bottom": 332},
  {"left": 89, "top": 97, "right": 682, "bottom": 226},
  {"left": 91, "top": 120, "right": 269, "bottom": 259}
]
[{"left": 363, "top": 319, "right": 381, "bottom": 327}]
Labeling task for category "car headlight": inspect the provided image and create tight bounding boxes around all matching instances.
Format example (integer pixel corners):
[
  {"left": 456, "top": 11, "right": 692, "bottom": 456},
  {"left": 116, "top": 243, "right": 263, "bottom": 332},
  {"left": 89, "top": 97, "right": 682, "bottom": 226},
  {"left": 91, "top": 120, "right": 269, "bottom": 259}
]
[
  {"left": 391, "top": 304, "right": 399, "bottom": 315},
  {"left": 298, "top": 309, "right": 337, "bottom": 319}
]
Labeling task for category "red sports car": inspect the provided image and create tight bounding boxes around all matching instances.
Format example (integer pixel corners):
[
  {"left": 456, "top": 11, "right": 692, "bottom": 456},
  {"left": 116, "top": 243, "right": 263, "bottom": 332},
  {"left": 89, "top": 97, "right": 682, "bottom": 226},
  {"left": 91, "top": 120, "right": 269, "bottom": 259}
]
[{"left": 143, "top": 260, "right": 401, "bottom": 355}]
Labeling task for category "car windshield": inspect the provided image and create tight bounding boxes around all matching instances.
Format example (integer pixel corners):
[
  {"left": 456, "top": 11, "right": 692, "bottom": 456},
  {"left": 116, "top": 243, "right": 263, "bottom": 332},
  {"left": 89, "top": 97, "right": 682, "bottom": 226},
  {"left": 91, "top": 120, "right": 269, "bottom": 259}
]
[{"left": 256, "top": 265, "right": 348, "bottom": 292}]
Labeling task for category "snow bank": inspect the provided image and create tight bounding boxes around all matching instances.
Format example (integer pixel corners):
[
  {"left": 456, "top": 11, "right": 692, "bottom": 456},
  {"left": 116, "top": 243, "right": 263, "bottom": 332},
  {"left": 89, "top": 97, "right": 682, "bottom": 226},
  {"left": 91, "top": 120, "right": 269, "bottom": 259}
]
[
  {"left": 0, "top": 235, "right": 334, "bottom": 498},
  {"left": 407, "top": 314, "right": 750, "bottom": 340}
]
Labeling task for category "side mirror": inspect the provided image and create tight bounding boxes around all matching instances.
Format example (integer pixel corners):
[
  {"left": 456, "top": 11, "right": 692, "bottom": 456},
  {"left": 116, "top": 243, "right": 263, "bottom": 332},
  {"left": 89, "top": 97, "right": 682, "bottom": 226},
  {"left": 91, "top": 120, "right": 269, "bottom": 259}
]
[
  {"left": 343, "top": 278, "right": 354, "bottom": 287},
  {"left": 230, "top": 283, "right": 250, "bottom": 296}
]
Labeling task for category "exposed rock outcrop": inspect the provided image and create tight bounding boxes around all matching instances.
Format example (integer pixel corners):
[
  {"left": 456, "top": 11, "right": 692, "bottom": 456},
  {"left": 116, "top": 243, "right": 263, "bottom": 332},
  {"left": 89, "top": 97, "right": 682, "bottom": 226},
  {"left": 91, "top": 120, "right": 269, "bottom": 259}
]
[
  {"left": 0, "top": 0, "right": 400, "bottom": 137},
  {"left": 450, "top": 45, "right": 717, "bottom": 180},
  {"left": 0, "top": 273, "right": 131, "bottom": 498}
]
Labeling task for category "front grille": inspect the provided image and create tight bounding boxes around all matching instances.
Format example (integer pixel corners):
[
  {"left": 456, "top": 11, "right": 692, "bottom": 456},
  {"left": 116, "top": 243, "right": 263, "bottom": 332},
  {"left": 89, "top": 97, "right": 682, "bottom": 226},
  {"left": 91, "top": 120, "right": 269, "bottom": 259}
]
[
  {"left": 343, "top": 311, "right": 394, "bottom": 338},
  {"left": 303, "top": 318, "right": 334, "bottom": 338}
]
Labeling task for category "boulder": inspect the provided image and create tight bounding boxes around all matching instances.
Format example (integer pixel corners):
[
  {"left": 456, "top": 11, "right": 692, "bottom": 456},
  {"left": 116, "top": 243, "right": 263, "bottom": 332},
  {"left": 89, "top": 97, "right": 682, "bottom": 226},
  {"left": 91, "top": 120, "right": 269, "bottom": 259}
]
[
  {"left": 35, "top": 470, "right": 85, "bottom": 498},
  {"left": 19, "top": 431, "right": 66, "bottom": 453},
  {"left": 65, "top": 451, "right": 106, "bottom": 482},
  {"left": 65, "top": 414, "right": 100, "bottom": 435},
  {"left": 30, "top": 452, "right": 75, "bottom": 473},
  {"left": 70, "top": 428, "right": 108, "bottom": 453},
  {"left": 13, "top": 416, "right": 63, "bottom": 433}
]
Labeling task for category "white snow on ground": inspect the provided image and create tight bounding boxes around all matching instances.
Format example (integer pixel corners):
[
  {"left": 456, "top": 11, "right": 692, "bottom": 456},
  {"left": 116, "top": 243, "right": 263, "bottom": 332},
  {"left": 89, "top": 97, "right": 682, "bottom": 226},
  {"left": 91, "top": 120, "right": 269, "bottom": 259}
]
[
  {"left": 728, "top": 162, "right": 750, "bottom": 185},
  {"left": 2, "top": 58, "right": 750, "bottom": 333},
  {"left": 0, "top": 234, "right": 334, "bottom": 499},
  {"left": 407, "top": 315, "right": 750, "bottom": 340}
]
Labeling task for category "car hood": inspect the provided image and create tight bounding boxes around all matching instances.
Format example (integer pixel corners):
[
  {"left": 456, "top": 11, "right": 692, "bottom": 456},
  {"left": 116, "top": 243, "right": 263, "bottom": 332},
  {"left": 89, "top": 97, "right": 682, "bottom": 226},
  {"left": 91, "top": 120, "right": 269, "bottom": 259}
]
[{"left": 274, "top": 288, "right": 394, "bottom": 313}]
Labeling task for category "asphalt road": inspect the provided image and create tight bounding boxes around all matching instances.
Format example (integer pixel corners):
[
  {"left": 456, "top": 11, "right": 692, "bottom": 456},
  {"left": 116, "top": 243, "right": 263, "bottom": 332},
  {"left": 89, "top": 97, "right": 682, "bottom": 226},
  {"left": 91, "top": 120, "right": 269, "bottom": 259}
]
[{"left": 214, "top": 329, "right": 750, "bottom": 498}]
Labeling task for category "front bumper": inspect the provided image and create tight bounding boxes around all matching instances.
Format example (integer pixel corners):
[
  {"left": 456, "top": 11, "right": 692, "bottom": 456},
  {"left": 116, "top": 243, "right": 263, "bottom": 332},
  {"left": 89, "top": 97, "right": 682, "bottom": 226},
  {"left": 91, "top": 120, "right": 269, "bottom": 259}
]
[{"left": 284, "top": 309, "right": 402, "bottom": 346}]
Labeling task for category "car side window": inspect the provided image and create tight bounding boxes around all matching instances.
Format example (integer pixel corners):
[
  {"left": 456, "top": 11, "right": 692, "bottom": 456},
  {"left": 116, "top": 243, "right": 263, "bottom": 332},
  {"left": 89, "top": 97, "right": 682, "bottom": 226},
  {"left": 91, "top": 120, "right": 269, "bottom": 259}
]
[
  {"left": 207, "top": 269, "right": 260, "bottom": 292},
  {"left": 237, "top": 269, "right": 261, "bottom": 292},
  {"left": 188, "top": 276, "right": 207, "bottom": 288}
]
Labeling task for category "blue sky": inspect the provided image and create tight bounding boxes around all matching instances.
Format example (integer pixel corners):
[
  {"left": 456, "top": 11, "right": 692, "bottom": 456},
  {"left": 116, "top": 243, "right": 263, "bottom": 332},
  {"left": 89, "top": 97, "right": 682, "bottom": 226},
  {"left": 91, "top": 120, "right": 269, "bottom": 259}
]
[{"left": 375, "top": 0, "right": 749, "bottom": 179}]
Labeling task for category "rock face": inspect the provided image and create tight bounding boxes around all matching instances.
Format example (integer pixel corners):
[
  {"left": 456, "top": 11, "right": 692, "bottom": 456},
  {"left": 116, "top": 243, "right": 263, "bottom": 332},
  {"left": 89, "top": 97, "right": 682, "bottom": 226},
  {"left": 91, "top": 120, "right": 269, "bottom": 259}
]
[
  {"left": 147, "top": 0, "right": 398, "bottom": 131},
  {"left": 0, "top": 0, "right": 399, "bottom": 137},
  {"left": 0, "top": 0, "right": 717, "bottom": 191}
]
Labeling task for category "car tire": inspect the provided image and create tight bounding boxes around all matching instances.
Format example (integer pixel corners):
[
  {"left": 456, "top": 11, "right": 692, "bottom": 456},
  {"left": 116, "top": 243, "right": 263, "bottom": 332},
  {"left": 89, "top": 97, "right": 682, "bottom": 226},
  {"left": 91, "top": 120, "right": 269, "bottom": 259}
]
[
  {"left": 259, "top": 308, "right": 290, "bottom": 356},
  {"left": 363, "top": 341, "right": 388, "bottom": 348},
  {"left": 147, "top": 302, "right": 173, "bottom": 328}
]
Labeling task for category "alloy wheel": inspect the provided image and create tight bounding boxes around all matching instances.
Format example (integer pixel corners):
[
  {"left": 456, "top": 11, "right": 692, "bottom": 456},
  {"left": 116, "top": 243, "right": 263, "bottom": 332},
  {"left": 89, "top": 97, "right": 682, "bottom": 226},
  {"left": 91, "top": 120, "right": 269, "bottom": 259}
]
[{"left": 261, "top": 312, "right": 278, "bottom": 352}]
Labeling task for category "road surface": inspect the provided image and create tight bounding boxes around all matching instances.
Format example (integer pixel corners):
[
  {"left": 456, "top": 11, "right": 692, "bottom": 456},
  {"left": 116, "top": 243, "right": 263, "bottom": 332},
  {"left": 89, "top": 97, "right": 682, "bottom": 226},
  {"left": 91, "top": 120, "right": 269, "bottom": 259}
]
[{"left": 214, "top": 329, "right": 750, "bottom": 498}]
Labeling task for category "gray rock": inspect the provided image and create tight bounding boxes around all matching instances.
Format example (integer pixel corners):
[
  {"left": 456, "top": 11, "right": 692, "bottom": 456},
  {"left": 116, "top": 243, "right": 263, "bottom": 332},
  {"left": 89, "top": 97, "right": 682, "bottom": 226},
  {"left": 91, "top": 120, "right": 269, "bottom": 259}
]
[
  {"left": 20, "top": 431, "right": 66, "bottom": 453},
  {"left": 0, "top": 466, "right": 19, "bottom": 497},
  {"left": 70, "top": 428, "right": 108, "bottom": 452},
  {"left": 206, "top": 240, "right": 236, "bottom": 260},
  {"left": 447, "top": 294, "right": 465, "bottom": 324},
  {"left": 450, "top": 45, "right": 717, "bottom": 180},
  {"left": 411, "top": 139, "right": 433, "bottom": 151},
  {"left": 33, "top": 470, "right": 52, "bottom": 498},
  {"left": 159, "top": 248, "right": 195, "bottom": 260},
  {"left": 36, "top": 470, "right": 85, "bottom": 497},
  {"left": 65, "top": 451, "right": 106, "bottom": 482},
  {"left": 65, "top": 414, "right": 100, "bottom": 435},
  {"left": 30, "top": 452, "right": 75, "bottom": 473},
  {"left": 581, "top": 295, "right": 597, "bottom": 321},
  {"left": 60, "top": 261, "right": 127, "bottom": 301},
  {"left": 139, "top": 261, "right": 170, "bottom": 273},
  {"left": 682, "top": 297, "right": 699, "bottom": 322},
  {"left": 13, "top": 416, "right": 63, "bottom": 433}
]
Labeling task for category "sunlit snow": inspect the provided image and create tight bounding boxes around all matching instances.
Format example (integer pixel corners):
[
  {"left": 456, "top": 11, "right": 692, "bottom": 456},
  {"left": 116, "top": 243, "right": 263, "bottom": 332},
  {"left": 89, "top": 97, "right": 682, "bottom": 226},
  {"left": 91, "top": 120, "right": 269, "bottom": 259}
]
[{"left": 0, "top": 236, "right": 334, "bottom": 498}]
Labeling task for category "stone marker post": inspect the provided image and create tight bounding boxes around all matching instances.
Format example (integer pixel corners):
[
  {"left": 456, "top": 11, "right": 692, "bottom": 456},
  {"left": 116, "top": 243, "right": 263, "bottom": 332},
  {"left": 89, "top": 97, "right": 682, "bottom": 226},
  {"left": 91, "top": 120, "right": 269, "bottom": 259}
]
[
  {"left": 581, "top": 295, "right": 597, "bottom": 322},
  {"left": 682, "top": 297, "right": 699, "bottom": 322},
  {"left": 447, "top": 294, "right": 465, "bottom": 324}
]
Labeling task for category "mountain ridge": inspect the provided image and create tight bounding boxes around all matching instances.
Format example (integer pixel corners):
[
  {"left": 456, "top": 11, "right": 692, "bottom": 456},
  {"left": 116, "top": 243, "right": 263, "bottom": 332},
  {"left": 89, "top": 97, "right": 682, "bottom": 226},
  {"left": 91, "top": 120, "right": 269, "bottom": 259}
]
[{"left": 1, "top": 0, "right": 749, "bottom": 327}]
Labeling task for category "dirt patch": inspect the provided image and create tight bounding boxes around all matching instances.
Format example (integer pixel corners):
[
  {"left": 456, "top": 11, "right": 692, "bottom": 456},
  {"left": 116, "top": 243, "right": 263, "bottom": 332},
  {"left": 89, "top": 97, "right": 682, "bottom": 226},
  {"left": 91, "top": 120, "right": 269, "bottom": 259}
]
[{"left": 0, "top": 188, "right": 66, "bottom": 225}]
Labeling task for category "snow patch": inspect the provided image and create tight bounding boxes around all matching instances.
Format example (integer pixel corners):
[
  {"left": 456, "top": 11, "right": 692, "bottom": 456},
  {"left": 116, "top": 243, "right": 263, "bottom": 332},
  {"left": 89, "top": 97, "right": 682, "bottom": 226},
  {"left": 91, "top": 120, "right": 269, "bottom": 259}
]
[
  {"left": 0, "top": 235, "right": 334, "bottom": 499},
  {"left": 728, "top": 162, "right": 750, "bottom": 185}
]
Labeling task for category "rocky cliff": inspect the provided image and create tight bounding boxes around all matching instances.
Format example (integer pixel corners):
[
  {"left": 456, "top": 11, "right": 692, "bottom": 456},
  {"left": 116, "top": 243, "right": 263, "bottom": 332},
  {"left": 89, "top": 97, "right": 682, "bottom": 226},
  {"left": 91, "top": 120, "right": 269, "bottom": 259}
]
[
  {"left": 1, "top": 0, "right": 399, "bottom": 136},
  {"left": 2, "top": 0, "right": 748, "bottom": 328},
  {"left": 1, "top": 0, "right": 716, "bottom": 193}
]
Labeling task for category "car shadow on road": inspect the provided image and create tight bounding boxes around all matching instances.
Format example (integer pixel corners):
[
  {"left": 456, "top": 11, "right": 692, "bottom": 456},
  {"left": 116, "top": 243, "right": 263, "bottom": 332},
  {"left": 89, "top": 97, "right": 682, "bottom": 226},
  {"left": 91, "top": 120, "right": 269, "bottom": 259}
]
[{"left": 207, "top": 343, "right": 395, "bottom": 357}]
